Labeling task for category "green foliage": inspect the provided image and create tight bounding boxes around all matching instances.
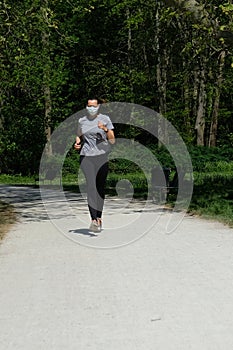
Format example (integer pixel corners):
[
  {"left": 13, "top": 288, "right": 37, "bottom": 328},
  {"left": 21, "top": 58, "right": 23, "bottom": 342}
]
[
  {"left": 63, "top": 149, "right": 79, "bottom": 175},
  {"left": 1, "top": 0, "right": 233, "bottom": 176},
  {"left": 190, "top": 170, "right": 233, "bottom": 226},
  {"left": 0, "top": 107, "right": 46, "bottom": 175},
  {"left": 150, "top": 145, "right": 176, "bottom": 169},
  {"left": 188, "top": 145, "right": 233, "bottom": 171},
  {"left": 106, "top": 172, "right": 148, "bottom": 198},
  {"left": 0, "top": 174, "right": 36, "bottom": 185},
  {"left": 61, "top": 144, "right": 233, "bottom": 180}
]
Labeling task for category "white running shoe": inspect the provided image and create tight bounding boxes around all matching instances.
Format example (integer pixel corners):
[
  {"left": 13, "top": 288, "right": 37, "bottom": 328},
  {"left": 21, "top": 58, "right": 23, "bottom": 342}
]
[
  {"left": 97, "top": 218, "right": 102, "bottom": 230},
  {"left": 89, "top": 220, "right": 100, "bottom": 234}
]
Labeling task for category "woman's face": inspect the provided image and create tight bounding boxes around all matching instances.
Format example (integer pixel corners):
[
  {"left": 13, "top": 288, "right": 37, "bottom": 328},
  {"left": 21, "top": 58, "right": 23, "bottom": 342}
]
[{"left": 86, "top": 99, "right": 100, "bottom": 117}]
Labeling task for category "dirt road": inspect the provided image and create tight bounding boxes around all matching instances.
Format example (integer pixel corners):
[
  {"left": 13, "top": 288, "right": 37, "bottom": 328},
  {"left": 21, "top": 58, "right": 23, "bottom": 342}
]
[{"left": 1, "top": 185, "right": 233, "bottom": 349}]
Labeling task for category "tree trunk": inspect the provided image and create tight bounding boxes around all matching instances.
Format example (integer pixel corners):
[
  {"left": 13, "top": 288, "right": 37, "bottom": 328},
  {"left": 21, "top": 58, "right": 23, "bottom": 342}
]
[
  {"left": 155, "top": 4, "right": 169, "bottom": 145},
  {"left": 195, "top": 59, "right": 207, "bottom": 146},
  {"left": 176, "top": 16, "right": 193, "bottom": 141},
  {"left": 208, "top": 50, "right": 226, "bottom": 147},
  {"left": 182, "top": 71, "right": 192, "bottom": 140},
  {"left": 41, "top": 2, "right": 52, "bottom": 155},
  {"left": 43, "top": 80, "right": 52, "bottom": 155},
  {"left": 0, "top": 89, "right": 3, "bottom": 130},
  {"left": 127, "top": 7, "right": 134, "bottom": 103},
  {"left": 192, "top": 68, "right": 198, "bottom": 120},
  {"left": 157, "top": 51, "right": 168, "bottom": 118}
]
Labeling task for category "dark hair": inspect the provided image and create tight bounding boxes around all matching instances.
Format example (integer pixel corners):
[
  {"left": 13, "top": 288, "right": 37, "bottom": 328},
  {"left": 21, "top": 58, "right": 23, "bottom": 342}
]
[{"left": 87, "top": 96, "right": 100, "bottom": 104}]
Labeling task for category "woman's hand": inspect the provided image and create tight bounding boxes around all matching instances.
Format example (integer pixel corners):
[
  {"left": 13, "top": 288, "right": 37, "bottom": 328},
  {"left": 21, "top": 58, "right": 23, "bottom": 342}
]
[
  {"left": 98, "top": 122, "right": 115, "bottom": 144},
  {"left": 74, "top": 137, "right": 82, "bottom": 150},
  {"left": 98, "top": 121, "right": 108, "bottom": 132}
]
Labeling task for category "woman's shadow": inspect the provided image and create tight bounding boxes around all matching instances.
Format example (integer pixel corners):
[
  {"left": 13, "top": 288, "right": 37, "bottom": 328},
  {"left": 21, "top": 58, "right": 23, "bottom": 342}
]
[{"left": 68, "top": 228, "right": 99, "bottom": 237}]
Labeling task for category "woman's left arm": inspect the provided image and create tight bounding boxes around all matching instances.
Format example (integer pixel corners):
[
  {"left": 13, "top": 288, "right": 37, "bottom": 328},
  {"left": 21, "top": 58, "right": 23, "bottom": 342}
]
[
  {"left": 98, "top": 121, "right": 115, "bottom": 144},
  {"left": 106, "top": 129, "right": 115, "bottom": 144}
]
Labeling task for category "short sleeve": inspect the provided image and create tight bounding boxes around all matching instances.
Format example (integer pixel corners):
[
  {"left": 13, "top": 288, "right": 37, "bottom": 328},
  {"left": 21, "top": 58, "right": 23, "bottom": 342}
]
[
  {"left": 106, "top": 116, "right": 114, "bottom": 130},
  {"left": 77, "top": 118, "right": 82, "bottom": 136}
]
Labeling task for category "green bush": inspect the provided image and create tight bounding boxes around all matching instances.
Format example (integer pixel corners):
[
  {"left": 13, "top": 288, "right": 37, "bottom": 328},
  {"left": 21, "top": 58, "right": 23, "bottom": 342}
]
[
  {"left": 107, "top": 172, "right": 148, "bottom": 198},
  {"left": 188, "top": 145, "right": 233, "bottom": 171},
  {"left": 63, "top": 149, "right": 79, "bottom": 175}
]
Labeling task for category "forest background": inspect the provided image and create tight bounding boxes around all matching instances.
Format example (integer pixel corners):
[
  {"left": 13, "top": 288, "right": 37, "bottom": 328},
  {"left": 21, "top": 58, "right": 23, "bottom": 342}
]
[{"left": 0, "top": 0, "right": 233, "bottom": 225}]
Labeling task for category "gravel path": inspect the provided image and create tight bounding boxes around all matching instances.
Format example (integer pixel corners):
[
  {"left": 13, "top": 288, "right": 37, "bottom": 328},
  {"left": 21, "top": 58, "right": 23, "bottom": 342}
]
[{"left": 1, "top": 185, "right": 233, "bottom": 349}]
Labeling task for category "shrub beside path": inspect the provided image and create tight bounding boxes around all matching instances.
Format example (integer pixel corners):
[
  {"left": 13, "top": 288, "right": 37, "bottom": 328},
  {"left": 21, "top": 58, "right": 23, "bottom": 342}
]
[{"left": 1, "top": 185, "right": 233, "bottom": 349}]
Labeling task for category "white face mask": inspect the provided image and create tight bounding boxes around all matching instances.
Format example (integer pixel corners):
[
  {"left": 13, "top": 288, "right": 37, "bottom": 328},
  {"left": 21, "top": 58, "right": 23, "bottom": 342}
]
[{"left": 86, "top": 105, "right": 99, "bottom": 116}]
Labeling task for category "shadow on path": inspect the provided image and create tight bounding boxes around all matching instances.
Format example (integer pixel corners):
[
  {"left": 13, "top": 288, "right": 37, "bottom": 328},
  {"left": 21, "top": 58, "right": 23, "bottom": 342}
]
[
  {"left": 0, "top": 185, "right": 169, "bottom": 224},
  {"left": 68, "top": 228, "right": 98, "bottom": 237}
]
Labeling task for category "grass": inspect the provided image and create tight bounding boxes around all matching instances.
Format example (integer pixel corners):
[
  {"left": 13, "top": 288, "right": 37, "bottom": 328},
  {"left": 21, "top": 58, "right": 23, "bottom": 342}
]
[
  {"left": 0, "top": 174, "right": 36, "bottom": 185},
  {"left": 188, "top": 171, "right": 233, "bottom": 227},
  {"left": 0, "top": 201, "right": 17, "bottom": 240},
  {"left": 189, "top": 201, "right": 233, "bottom": 227}
]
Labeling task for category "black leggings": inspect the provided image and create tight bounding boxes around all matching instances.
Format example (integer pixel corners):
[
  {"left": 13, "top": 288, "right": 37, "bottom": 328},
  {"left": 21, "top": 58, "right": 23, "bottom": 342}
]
[{"left": 80, "top": 155, "right": 108, "bottom": 220}]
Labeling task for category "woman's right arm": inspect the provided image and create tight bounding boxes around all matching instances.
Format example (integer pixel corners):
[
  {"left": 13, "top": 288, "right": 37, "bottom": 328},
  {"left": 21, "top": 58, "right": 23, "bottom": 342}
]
[{"left": 74, "top": 127, "right": 82, "bottom": 150}]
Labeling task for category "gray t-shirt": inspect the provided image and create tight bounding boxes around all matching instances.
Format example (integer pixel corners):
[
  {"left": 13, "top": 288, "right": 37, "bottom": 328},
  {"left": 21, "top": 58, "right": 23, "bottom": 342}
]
[{"left": 78, "top": 113, "right": 114, "bottom": 156}]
